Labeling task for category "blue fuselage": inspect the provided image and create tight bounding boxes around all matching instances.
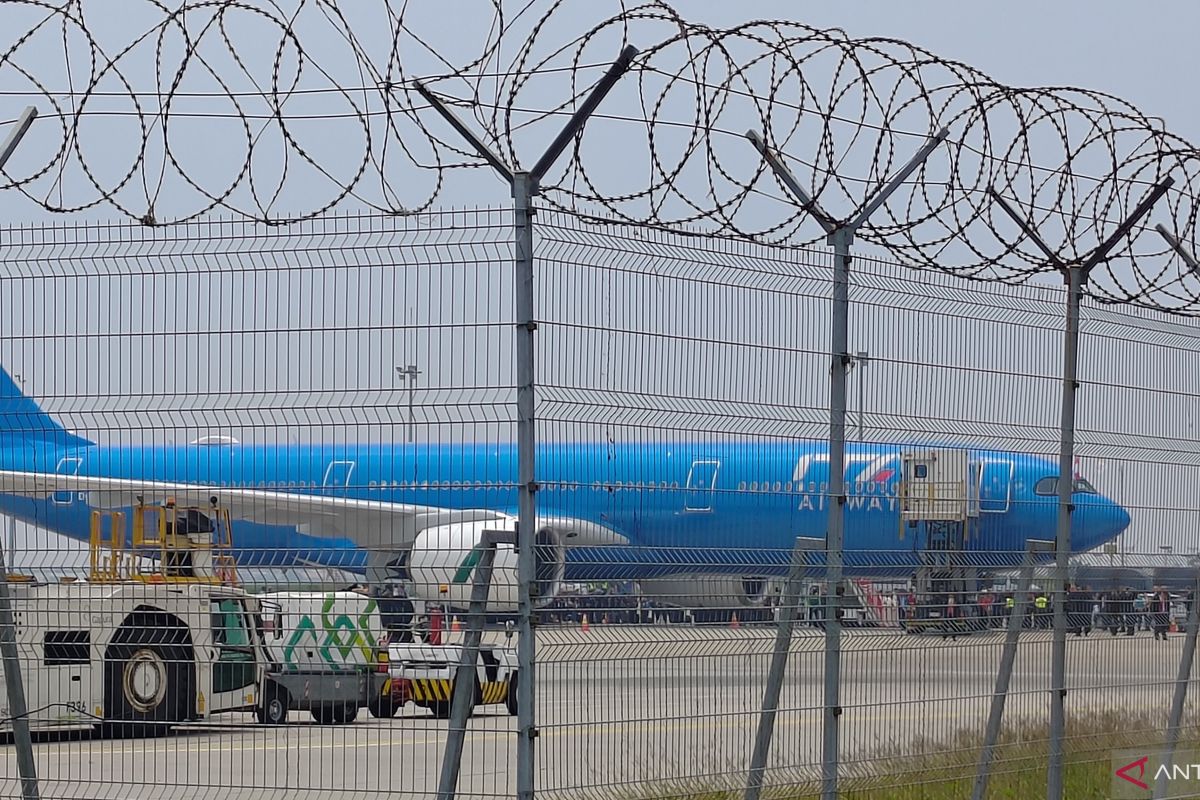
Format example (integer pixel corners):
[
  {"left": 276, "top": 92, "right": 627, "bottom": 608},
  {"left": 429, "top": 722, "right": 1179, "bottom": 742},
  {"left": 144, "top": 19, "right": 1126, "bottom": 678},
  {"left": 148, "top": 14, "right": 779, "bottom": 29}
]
[{"left": 0, "top": 439, "right": 1131, "bottom": 579}]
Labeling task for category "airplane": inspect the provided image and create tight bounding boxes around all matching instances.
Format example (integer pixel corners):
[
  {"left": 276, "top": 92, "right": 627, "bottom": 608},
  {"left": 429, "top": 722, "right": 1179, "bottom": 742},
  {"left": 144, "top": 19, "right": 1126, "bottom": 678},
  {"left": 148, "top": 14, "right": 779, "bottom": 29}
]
[{"left": 0, "top": 364, "right": 1130, "bottom": 610}]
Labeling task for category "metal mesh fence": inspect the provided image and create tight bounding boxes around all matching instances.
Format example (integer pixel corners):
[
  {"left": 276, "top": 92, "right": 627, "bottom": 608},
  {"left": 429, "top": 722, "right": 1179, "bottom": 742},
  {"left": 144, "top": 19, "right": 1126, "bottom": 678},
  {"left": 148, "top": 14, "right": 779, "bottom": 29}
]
[{"left": 0, "top": 207, "right": 1195, "bottom": 799}]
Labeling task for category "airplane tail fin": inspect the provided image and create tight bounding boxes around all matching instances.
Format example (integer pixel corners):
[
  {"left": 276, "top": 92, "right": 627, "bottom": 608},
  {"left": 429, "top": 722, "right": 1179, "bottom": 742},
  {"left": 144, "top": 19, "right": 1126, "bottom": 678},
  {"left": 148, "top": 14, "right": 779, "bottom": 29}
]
[{"left": 0, "top": 366, "right": 93, "bottom": 448}]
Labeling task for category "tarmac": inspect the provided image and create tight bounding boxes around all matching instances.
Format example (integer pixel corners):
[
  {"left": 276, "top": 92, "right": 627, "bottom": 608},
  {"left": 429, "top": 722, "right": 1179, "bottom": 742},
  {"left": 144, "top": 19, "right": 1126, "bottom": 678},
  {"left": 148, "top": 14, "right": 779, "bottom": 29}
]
[{"left": 0, "top": 623, "right": 1191, "bottom": 799}]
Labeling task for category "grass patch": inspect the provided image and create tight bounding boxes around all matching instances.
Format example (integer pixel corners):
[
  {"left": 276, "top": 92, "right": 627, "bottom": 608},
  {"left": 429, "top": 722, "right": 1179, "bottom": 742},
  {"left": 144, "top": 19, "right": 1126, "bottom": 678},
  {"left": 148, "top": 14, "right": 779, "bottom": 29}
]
[{"left": 612, "top": 711, "right": 1200, "bottom": 800}]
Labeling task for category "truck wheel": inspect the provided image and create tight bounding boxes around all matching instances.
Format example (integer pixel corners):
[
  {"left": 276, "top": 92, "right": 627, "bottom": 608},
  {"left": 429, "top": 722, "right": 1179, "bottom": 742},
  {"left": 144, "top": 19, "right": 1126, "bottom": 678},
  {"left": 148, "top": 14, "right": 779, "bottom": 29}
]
[
  {"left": 369, "top": 696, "right": 398, "bottom": 718},
  {"left": 104, "top": 642, "right": 191, "bottom": 738},
  {"left": 256, "top": 684, "right": 289, "bottom": 725},
  {"left": 505, "top": 672, "right": 518, "bottom": 717},
  {"left": 312, "top": 703, "right": 359, "bottom": 725}
]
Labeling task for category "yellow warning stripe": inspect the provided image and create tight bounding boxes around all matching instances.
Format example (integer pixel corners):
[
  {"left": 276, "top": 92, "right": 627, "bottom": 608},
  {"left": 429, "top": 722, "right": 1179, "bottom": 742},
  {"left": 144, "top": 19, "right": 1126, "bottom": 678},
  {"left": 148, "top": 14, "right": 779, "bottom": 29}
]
[
  {"left": 481, "top": 681, "right": 506, "bottom": 705},
  {"left": 411, "top": 678, "right": 453, "bottom": 702},
  {"left": 410, "top": 677, "right": 511, "bottom": 705}
]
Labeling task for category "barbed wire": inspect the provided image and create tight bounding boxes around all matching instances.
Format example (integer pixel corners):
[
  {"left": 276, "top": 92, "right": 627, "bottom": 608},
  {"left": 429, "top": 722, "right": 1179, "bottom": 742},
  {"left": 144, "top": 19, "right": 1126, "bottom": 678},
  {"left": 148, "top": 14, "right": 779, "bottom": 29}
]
[{"left": 0, "top": 1, "right": 1199, "bottom": 311}]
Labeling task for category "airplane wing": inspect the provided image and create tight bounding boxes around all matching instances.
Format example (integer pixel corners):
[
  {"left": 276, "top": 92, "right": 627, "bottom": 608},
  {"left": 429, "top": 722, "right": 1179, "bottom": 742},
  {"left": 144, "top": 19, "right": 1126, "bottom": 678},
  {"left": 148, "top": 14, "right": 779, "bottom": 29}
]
[
  {"left": 0, "top": 470, "right": 629, "bottom": 549},
  {"left": 0, "top": 469, "right": 506, "bottom": 549}
]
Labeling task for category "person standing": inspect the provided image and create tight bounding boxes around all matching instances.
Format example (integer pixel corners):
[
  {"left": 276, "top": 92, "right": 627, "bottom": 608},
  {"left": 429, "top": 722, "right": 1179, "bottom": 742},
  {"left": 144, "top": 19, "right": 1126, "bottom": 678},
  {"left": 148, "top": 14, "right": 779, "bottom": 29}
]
[
  {"left": 979, "top": 591, "right": 994, "bottom": 627},
  {"left": 1134, "top": 591, "right": 1149, "bottom": 632},
  {"left": 942, "top": 593, "right": 959, "bottom": 641},
  {"left": 809, "top": 584, "right": 824, "bottom": 629},
  {"left": 1152, "top": 588, "right": 1171, "bottom": 640},
  {"left": 1034, "top": 590, "right": 1049, "bottom": 629}
]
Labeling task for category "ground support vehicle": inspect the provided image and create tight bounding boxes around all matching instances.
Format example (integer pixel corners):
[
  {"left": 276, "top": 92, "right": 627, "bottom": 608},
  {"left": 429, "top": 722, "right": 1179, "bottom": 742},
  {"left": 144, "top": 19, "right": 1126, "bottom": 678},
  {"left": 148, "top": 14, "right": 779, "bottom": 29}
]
[
  {"left": 0, "top": 506, "right": 269, "bottom": 736},
  {"left": 388, "top": 640, "right": 517, "bottom": 719},
  {"left": 255, "top": 590, "right": 400, "bottom": 725}
]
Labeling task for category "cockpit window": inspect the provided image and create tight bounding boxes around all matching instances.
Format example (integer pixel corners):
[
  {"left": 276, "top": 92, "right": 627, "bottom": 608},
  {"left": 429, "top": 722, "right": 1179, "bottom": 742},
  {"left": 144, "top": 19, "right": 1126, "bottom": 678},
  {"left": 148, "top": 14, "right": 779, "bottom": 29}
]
[{"left": 1034, "top": 476, "right": 1099, "bottom": 495}]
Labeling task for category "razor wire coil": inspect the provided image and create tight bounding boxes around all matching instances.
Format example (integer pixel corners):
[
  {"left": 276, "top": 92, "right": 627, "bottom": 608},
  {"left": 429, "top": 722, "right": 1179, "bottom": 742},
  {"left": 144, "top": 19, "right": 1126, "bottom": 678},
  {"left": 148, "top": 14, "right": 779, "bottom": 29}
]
[{"left": 0, "top": 0, "right": 1198, "bottom": 311}]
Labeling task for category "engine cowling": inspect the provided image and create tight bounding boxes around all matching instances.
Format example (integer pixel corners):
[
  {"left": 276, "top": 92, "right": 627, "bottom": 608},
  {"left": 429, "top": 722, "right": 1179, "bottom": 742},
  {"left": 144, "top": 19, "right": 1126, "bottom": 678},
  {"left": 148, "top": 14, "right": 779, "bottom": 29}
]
[
  {"left": 637, "top": 575, "right": 771, "bottom": 609},
  {"left": 406, "top": 519, "right": 565, "bottom": 612}
]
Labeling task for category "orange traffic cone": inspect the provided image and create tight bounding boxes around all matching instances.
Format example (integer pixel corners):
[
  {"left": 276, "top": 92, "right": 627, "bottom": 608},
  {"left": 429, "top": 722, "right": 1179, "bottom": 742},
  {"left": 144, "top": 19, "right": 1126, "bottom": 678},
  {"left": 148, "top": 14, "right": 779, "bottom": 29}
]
[
  {"left": 450, "top": 616, "right": 462, "bottom": 632},
  {"left": 730, "top": 612, "right": 741, "bottom": 629},
  {"left": 580, "top": 614, "right": 590, "bottom": 633}
]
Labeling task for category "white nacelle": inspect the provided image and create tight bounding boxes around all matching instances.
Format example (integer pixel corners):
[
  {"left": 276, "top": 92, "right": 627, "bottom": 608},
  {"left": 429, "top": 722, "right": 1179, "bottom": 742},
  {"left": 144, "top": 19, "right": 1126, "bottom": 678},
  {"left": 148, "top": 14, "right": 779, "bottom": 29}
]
[
  {"left": 638, "top": 575, "right": 771, "bottom": 609},
  {"left": 406, "top": 519, "right": 565, "bottom": 612}
]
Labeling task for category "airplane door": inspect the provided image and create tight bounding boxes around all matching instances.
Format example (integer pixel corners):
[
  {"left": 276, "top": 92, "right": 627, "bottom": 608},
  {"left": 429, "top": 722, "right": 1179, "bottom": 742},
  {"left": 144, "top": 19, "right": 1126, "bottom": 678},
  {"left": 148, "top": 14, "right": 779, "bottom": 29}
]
[
  {"left": 684, "top": 459, "right": 719, "bottom": 512},
  {"left": 322, "top": 460, "right": 356, "bottom": 497},
  {"left": 52, "top": 456, "right": 83, "bottom": 505},
  {"left": 978, "top": 460, "right": 1014, "bottom": 513}
]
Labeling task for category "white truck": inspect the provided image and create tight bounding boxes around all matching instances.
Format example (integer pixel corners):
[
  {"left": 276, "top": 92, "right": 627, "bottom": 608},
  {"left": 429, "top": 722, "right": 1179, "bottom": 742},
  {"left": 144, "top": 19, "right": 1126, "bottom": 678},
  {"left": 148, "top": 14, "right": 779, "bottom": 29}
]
[
  {"left": 0, "top": 578, "right": 270, "bottom": 737},
  {"left": 389, "top": 633, "right": 519, "bottom": 719},
  {"left": 256, "top": 591, "right": 399, "bottom": 724}
]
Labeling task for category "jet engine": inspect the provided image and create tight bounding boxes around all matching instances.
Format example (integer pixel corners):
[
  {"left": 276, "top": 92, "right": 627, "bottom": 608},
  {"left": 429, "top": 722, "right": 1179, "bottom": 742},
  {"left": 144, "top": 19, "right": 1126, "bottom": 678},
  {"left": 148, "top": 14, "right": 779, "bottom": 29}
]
[
  {"left": 406, "top": 519, "right": 565, "bottom": 612},
  {"left": 637, "top": 575, "right": 771, "bottom": 609}
]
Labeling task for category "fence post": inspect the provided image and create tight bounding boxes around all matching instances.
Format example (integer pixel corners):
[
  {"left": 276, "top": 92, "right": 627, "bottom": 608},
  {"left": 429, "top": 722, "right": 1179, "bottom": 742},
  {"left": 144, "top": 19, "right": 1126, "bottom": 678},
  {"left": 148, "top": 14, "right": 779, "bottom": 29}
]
[
  {"left": 414, "top": 48, "right": 637, "bottom": 799},
  {"left": 972, "top": 540, "right": 1053, "bottom": 800},
  {"left": 744, "top": 536, "right": 824, "bottom": 800},
  {"left": 0, "top": 105, "right": 42, "bottom": 800},
  {"left": 438, "top": 529, "right": 515, "bottom": 800},
  {"left": 746, "top": 126, "right": 948, "bottom": 800},
  {"left": 1154, "top": 571, "right": 1200, "bottom": 800},
  {"left": 990, "top": 179, "right": 1173, "bottom": 800}
]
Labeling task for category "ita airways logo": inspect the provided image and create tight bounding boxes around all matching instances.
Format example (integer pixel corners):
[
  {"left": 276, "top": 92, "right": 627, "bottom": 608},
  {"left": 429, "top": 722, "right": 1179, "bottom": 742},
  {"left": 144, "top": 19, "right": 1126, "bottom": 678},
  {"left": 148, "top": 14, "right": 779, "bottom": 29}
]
[{"left": 1115, "top": 756, "right": 1149, "bottom": 790}]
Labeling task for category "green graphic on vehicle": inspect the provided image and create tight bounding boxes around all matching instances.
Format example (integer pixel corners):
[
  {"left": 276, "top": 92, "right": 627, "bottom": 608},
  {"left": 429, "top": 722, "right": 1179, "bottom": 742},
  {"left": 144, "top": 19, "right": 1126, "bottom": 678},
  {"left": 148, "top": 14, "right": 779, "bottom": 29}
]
[
  {"left": 281, "top": 593, "right": 378, "bottom": 671},
  {"left": 453, "top": 546, "right": 483, "bottom": 584}
]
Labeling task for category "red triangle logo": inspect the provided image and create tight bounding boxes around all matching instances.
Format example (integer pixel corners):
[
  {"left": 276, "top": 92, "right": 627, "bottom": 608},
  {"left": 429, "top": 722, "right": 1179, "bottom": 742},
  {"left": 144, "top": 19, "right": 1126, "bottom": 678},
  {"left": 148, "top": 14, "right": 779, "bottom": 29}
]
[{"left": 1116, "top": 756, "right": 1149, "bottom": 790}]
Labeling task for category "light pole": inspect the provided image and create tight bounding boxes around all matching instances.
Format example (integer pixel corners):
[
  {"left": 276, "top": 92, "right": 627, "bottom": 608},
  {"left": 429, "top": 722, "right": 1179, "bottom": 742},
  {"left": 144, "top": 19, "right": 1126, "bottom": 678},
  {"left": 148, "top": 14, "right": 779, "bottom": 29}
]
[
  {"left": 396, "top": 364, "right": 421, "bottom": 443},
  {"left": 846, "top": 352, "right": 869, "bottom": 442}
]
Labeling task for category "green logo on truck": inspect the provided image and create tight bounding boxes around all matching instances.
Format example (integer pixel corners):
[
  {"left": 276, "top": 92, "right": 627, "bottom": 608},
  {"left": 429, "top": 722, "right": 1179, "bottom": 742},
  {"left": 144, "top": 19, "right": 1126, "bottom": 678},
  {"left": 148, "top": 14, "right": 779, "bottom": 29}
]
[{"left": 281, "top": 593, "right": 378, "bottom": 671}]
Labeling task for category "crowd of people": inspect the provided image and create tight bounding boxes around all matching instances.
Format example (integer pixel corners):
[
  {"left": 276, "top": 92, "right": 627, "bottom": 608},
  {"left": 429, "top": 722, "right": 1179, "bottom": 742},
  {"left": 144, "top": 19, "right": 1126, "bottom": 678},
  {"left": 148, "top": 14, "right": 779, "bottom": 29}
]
[
  {"left": 895, "top": 585, "right": 1193, "bottom": 639},
  {"left": 373, "top": 580, "right": 1197, "bottom": 637}
]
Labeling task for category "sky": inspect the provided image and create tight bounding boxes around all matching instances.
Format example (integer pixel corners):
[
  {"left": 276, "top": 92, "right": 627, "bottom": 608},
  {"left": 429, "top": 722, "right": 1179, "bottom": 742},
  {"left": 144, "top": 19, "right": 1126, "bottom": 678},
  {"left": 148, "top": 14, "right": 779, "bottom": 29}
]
[
  {"left": 0, "top": 1, "right": 1197, "bottom": 225},
  {"left": 691, "top": 1, "right": 1200, "bottom": 147},
  {"left": 1, "top": 1, "right": 1199, "bottom": 567}
]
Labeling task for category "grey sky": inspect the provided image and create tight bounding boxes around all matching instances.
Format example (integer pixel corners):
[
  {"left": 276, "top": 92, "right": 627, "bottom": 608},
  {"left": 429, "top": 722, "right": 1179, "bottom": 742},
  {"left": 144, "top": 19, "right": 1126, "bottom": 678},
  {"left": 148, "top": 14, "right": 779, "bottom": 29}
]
[
  {"left": 2, "top": 2, "right": 1200, "bottom": 566},
  {"left": 0, "top": 2, "right": 1197, "bottom": 224},
  {"left": 694, "top": 1, "right": 1200, "bottom": 147}
]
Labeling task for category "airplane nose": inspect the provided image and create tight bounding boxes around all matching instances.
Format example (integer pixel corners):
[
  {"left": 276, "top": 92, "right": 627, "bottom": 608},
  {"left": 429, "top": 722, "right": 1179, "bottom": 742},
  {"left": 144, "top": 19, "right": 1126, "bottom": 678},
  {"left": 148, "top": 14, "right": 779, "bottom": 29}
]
[{"left": 1070, "top": 494, "right": 1131, "bottom": 551}]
